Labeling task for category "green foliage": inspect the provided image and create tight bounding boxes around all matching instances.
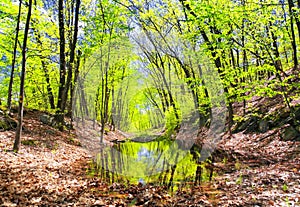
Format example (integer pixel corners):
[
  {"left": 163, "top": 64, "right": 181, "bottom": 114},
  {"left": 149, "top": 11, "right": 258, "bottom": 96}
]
[
  {"left": 0, "top": 0, "right": 299, "bottom": 150},
  {"left": 165, "top": 106, "right": 180, "bottom": 134},
  {"left": 282, "top": 183, "right": 288, "bottom": 192},
  {"left": 285, "top": 197, "right": 291, "bottom": 207},
  {"left": 236, "top": 173, "right": 243, "bottom": 185},
  {"left": 235, "top": 160, "right": 242, "bottom": 170},
  {"left": 21, "top": 140, "right": 38, "bottom": 146}
]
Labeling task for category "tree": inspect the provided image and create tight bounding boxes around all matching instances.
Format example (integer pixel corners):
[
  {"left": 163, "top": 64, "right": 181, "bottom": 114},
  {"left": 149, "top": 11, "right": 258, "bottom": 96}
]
[
  {"left": 55, "top": 0, "right": 67, "bottom": 131},
  {"left": 7, "top": 0, "right": 22, "bottom": 112},
  {"left": 287, "top": 0, "right": 298, "bottom": 68},
  {"left": 55, "top": 0, "right": 81, "bottom": 131},
  {"left": 13, "top": 0, "right": 33, "bottom": 152}
]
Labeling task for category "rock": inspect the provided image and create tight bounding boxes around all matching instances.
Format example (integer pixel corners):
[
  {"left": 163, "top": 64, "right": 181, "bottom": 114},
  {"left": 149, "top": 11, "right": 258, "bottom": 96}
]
[
  {"left": 40, "top": 114, "right": 73, "bottom": 130},
  {"left": 64, "top": 121, "right": 73, "bottom": 130},
  {"left": 45, "top": 129, "right": 56, "bottom": 135},
  {"left": 0, "top": 116, "right": 17, "bottom": 131},
  {"left": 281, "top": 126, "right": 299, "bottom": 141},
  {"left": 233, "top": 115, "right": 259, "bottom": 133},
  {"left": 39, "top": 114, "right": 54, "bottom": 126},
  {"left": 259, "top": 119, "right": 269, "bottom": 133},
  {"left": 0, "top": 117, "right": 9, "bottom": 131}
]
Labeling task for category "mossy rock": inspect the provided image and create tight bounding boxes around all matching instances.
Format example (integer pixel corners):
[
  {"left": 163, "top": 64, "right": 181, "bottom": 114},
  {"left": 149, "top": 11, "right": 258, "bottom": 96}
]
[
  {"left": 232, "top": 115, "right": 259, "bottom": 133},
  {"left": 0, "top": 116, "right": 17, "bottom": 131},
  {"left": 258, "top": 119, "right": 269, "bottom": 133},
  {"left": 39, "top": 114, "right": 54, "bottom": 126},
  {"left": 281, "top": 126, "right": 300, "bottom": 141},
  {"left": 0, "top": 117, "right": 9, "bottom": 130}
]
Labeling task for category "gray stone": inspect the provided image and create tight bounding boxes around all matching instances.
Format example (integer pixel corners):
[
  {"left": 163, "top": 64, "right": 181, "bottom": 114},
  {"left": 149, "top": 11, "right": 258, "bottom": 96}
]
[
  {"left": 39, "top": 114, "right": 54, "bottom": 126},
  {"left": 259, "top": 119, "right": 269, "bottom": 133},
  {"left": 281, "top": 126, "right": 299, "bottom": 141}
]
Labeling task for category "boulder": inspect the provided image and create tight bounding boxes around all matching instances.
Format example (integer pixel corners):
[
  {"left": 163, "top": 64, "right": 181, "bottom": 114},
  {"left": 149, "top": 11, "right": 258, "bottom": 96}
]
[
  {"left": 39, "top": 114, "right": 54, "bottom": 126},
  {"left": 40, "top": 114, "right": 73, "bottom": 130},
  {"left": 0, "top": 116, "right": 17, "bottom": 131},
  {"left": 281, "top": 126, "right": 300, "bottom": 141},
  {"left": 258, "top": 119, "right": 269, "bottom": 133}
]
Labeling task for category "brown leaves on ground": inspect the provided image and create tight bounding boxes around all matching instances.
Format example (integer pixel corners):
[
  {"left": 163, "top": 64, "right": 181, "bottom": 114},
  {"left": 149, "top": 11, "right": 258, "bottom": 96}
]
[
  {"left": 0, "top": 109, "right": 300, "bottom": 206},
  {"left": 0, "top": 128, "right": 93, "bottom": 206},
  {"left": 214, "top": 130, "right": 300, "bottom": 206},
  {"left": 0, "top": 111, "right": 175, "bottom": 206}
]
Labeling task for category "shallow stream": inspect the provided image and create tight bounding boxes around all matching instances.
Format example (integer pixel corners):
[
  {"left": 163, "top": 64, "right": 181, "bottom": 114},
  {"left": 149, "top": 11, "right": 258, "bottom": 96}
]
[{"left": 90, "top": 135, "right": 214, "bottom": 188}]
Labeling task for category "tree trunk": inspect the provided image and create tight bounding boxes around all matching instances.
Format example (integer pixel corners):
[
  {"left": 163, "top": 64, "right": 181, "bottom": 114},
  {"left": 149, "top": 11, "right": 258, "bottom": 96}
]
[
  {"left": 68, "top": 50, "right": 81, "bottom": 123},
  {"left": 33, "top": 29, "right": 55, "bottom": 109},
  {"left": 293, "top": 0, "right": 300, "bottom": 42},
  {"left": 13, "top": 0, "right": 32, "bottom": 152},
  {"left": 56, "top": 0, "right": 67, "bottom": 131},
  {"left": 287, "top": 0, "right": 298, "bottom": 68},
  {"left": 62, "top": 0, "right": 81, "bottom": 117},
  {"left": 7, "top": 0, "right": 22, "bottom": 112}
]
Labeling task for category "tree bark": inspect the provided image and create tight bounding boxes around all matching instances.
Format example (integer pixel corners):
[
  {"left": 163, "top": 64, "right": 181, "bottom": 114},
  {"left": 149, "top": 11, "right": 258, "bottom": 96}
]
[
  {"left": 7, "top": 0, "right": 22, "bottom": 112},
  {"left": 62, "top": 0, "right": 81, "bottom": 117},
  {"left": 33, "top": 29, "right": 56, "bottom": 109},
  {"left": 56, "top": 0, "right": 81, "bottom": 131},
  {"left": 13, "top": 0, "right": 32, "bottom": 152},
  {"left": 68, "top": 50, "right": 81, "bottom": 122},
  {"left": 56, "top": 0, "right": 67, "bottom": 131},
  {"left": 287, "top": 0, "right": 298, "bottom": 68}
]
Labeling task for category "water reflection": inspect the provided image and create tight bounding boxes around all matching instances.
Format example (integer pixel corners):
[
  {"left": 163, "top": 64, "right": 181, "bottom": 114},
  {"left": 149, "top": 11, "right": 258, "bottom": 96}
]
[{"left": 93, "top": 137, "right": 213, "bottom": 188}]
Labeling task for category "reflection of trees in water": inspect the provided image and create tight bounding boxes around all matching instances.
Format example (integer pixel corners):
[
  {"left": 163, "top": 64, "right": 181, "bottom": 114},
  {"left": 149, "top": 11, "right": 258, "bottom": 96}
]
[{"left": 93, "top": 140, "right": 215, "bottom": 189}]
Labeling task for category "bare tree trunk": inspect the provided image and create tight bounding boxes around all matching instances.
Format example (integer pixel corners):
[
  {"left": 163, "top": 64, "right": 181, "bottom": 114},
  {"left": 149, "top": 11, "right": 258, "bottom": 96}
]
[
  {"left": 269, "top": 26, "right": 293, "bottom": 112},
  {"left": 63, "top": 0, "right": 81, "bottom": 117},
  {"left": 8, "top": 0, "right": 22, "bottom": 112},
  {"left": 13, "top": 0, "right": 32, "bottom": 152},
  {"left": 110, "top": 85, "right": 115, "bottom": 131},
  {"left": 287, "top": 0, "right": 298, "bottom": 68},
  {"left": 68, "top": 50, "right": 81, "bottom": 124},
  {"left": 293, "top": 0, "right": 300, "bottom": 42},
  {"left": 33, "top": 29, "right": 55, "bottom": 109},
  {"left": 56, "top": 0, "right": 67, "bottom": 131}
]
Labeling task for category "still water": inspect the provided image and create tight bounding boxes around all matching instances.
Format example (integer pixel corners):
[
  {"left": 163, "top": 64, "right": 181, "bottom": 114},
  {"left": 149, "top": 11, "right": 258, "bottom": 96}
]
[{"left": 91, "top": 135, "right": 214, "bottom": 188}]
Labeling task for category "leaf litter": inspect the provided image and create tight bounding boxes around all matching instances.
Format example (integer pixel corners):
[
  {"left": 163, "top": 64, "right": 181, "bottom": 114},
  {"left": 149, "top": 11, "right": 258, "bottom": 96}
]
[{"left": 0, "top": 109, "right": 299, "bottom": 206}]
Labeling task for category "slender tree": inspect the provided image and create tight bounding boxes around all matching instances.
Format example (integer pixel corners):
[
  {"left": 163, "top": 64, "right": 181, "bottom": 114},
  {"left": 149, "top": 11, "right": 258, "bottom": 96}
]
[
  {"left": 55, "top": 0, "right": 67, "bottom": 131},
  {"left": 287, "top": 0, "right": 298, "bottom": 68},
  {"left": 32, "top": 28, "right": 56, "bottom": 109},
  {"left": 7, "top": 0, "right": 22, "bottom": 112},
  {"left": 63, "top": 0, "right": 81, "bottom": 117},
  {"left": 13, "top": 0, "right": 33, "bottom": 152},
  {"left": 55, "top": 0, "right": 81, "bottom": 131}
]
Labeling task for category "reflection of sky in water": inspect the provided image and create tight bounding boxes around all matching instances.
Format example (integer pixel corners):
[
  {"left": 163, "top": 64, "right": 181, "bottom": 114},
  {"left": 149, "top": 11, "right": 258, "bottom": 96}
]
[
  {"left": 137, "top": 147, "right": 153, "bottom": 162},
  {"left": 138, "top": 178, "right": 145, "bottom": 185},
  {"left": 137, "top": 147, "right": 165, "bottom": 173}
]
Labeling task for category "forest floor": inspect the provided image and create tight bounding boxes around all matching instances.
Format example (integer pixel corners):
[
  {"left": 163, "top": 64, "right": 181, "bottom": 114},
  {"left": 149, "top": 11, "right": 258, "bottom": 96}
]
[{"left": 0, "top": 107, "right": 300, "bottom": 206}]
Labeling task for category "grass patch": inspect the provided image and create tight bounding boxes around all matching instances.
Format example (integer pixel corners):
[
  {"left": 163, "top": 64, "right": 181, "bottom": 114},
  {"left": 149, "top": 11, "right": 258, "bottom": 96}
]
[{"left": 21, "top": 140, "right": 38, "bottom": 146}]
